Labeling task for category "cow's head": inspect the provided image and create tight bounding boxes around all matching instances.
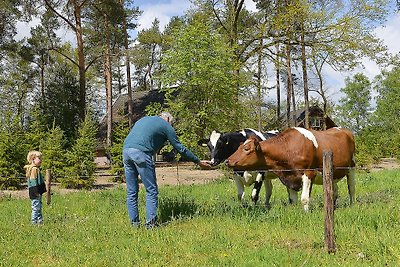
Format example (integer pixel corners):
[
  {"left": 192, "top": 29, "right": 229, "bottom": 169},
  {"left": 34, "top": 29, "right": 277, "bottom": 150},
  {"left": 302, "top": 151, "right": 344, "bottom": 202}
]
[
  {"left": 198, "top": 130, "right": 242, "bottom": 166},
  {"left": 198, "top": 131, "right": 221, "bottom": 165},
  {"left": 226, "top": 137, "right": 263, "bottom": 170},
  {"left": 213, "top": 131, "right": 248, "bottom": 165}
]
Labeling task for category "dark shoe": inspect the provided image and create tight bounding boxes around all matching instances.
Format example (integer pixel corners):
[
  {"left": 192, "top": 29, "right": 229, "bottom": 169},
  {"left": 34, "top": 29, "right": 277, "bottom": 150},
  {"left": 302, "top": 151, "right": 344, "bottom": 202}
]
[
  {"left": 131, "top": 220, "right": 140, "bottom": 228},
  {"left": 144, "top": 223, "right": 159, "bottom": 230},
  {"left": 144, "top": 218, "right": 159, "bottom": 230}
]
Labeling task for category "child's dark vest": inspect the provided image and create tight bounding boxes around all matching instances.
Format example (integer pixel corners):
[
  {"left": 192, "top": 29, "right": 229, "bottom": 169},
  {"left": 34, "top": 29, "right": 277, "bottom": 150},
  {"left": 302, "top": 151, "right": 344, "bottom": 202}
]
[{"left": 27, "top": 166, "right": 46, "bottom": 199}]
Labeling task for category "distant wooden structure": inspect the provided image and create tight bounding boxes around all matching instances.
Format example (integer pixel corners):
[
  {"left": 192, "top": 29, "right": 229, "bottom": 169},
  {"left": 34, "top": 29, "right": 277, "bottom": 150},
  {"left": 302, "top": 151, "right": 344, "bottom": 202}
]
[
  {"left": 97, "top": 89, "right": 167, "bottom": 160},
  {"left": 279, "top": 106, "right": 337, "bottom": 131},
  {"left": 99, "top": 89, "right": 165, "bottom": 130},
  {"left": 296, "top": 106, "right": 337, "bottom": 130}
]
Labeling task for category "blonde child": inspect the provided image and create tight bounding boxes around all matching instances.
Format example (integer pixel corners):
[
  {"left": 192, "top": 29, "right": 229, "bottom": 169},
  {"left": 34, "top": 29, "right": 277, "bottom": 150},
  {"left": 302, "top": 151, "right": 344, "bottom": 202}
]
[{"left": 24, "top": 151, "right": 46, "bottom": 224}]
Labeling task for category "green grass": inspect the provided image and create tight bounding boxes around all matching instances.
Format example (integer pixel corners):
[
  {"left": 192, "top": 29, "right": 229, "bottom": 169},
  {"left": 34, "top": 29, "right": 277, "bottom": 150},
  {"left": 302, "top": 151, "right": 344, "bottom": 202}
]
[{"left": 1, "top": 169, "right": 399, "bottom": 266}]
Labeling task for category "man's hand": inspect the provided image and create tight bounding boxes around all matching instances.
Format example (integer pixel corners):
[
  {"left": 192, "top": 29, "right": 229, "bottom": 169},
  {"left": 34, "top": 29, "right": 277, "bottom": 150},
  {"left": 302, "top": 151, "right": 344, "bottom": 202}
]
[{"left": 198, "top": 160, "right": 212, "bottom": 170}]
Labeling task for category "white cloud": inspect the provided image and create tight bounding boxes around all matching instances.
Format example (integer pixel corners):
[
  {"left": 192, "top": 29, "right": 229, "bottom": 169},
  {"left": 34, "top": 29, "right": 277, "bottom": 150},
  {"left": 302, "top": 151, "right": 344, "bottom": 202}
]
[
  {"left": 16, "top": 16, "right": 76, "bottom": 45},
  {"left": 15, "top": 18, "right": 40, "bottom": 40},
  {"left": 244, "top": 0, "right": 257, "bottom": 12},
  {"left": 323, "top": 12, "right": 400, "bottom": 102},
  {"left": 135, "top": 0, "right": 256, "bottom": 32},
  {"left": 136, "top": 0, "right": 192, "bottom": 32},
  {"left": 375, "top": 12, "right": 400, "bottom": 53},
  {"left": 356, "top": 13, "right": 400, "bottom": 79}
]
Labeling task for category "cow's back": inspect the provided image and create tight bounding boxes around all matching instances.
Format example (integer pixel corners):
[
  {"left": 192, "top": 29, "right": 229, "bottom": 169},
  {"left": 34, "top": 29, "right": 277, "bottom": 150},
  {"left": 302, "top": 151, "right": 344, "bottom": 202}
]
[
  {"left": 311, "top": 128, "right": 355, "bottom": 180},
  {"left": 263, "top": 128, "right": 318, "bottom": 170}
]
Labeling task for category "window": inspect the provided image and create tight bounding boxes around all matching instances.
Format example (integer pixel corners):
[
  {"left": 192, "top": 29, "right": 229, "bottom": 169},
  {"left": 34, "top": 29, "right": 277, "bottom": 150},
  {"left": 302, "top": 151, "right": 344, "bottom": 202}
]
[{"left": 310, "top": 117, "right": 322, "bottom": 129}]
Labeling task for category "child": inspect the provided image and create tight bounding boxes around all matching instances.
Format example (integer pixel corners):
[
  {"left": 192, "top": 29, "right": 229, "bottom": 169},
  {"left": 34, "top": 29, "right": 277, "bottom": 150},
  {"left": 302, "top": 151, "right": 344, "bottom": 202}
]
[{"left": 24, "top": 151, "right": 46, "bottom": 224}]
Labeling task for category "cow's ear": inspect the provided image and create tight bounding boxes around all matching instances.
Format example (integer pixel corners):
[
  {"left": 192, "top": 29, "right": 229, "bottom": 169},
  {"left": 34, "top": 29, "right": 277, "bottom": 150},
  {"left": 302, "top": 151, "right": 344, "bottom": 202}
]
[
  {"left": 254, "top": 139, "right": 261, "bottom": 152},
  {"left": 256, "top": 143, "right": 261, "bottom": 152}
]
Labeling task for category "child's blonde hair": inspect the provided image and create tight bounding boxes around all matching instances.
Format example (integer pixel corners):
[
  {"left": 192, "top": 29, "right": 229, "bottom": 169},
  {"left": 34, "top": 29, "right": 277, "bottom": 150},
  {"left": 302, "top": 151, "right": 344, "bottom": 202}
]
[
  {"left": 26, "top": 151, "right": 42, "bottom": 164},
  {"left": 24, "top": 151, "right": 42, "bottom": 177}
]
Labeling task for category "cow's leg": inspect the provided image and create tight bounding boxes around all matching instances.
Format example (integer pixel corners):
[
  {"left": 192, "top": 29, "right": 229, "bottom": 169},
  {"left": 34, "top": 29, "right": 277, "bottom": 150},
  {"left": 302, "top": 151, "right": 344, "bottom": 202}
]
[
  {"left": 309, "top": 182, "right": 313, "bottom": 197},
  {"left": 251, "top": 172, "right": 264, "bottom": 205},
  {"left": 287, "top": 188, "right": 298, "bottom": 204},
  {"left": 347, "top": 169, "right": 356, "bottom": 204},
  {"left": 233, "top": 172, "right": 245, "bottom": 202},
  {"left": 263, "top": 178, "right": 273, "bottom": 209},
  {"left": 301, "top": 173, "right": 312, "bottom": 212}
]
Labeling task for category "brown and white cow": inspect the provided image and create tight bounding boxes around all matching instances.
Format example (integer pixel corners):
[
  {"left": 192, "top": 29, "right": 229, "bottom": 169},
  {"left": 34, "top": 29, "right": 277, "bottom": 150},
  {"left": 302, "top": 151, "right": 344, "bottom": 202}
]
[
  {"left": 226, "top": 127, "right": 356, "bottom": 211},
  {"left": 198, "top": 128, "right": 278, "bottom": 208}
]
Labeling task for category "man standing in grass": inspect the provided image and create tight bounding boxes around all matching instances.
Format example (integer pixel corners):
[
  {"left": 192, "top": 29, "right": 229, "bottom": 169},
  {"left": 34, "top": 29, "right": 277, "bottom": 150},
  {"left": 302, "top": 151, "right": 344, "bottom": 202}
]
[{"left": 123, "top": 112, "right": 211, "bottom": 229}]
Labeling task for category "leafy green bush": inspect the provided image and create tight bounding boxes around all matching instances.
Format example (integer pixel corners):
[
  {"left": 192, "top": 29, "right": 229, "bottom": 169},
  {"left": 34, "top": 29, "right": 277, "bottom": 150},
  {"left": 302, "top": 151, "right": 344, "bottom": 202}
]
[
  {"left": 109, "top": 121, "right": 130, "bottom": 183},
  {"left": 354, "top": 135, "right": 374, "bottom": 167},
  {"left": 61, "top": 113, "right": 97, "bottom": 189},
  {"left": 39, "top": 124, "right": 67, "bottom": 182},
  {"left": 0, "top": 124, "right": 28, "bottom": 189}
]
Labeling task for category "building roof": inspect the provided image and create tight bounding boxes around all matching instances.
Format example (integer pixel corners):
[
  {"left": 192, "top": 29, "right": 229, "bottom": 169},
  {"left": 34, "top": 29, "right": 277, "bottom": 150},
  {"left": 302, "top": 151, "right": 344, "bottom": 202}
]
[
  {"left": 98, "top": 89, "right": 166, "bottom": 141},
  {"left": 281, "top": 105, "right": 337, "bottom": 130},
  {"left": 100, "top": 89, "right": 165, "bottom": 125}
]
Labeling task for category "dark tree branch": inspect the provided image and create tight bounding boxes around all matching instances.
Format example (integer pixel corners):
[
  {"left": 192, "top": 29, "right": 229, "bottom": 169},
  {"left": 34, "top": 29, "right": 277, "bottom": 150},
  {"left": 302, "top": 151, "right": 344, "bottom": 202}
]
[{"left": 44, "top": 0, "right": 77, "bottom": 32}]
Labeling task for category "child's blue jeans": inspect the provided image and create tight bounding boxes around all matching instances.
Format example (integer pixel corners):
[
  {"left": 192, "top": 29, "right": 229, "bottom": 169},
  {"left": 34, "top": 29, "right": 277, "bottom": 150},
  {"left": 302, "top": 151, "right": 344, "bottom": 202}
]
[
  {"left": 31, "top": 196, "right": 43, "bottom": 224},
  {"left": 123, "top": 148, "right": 158, "bottom": 227}
]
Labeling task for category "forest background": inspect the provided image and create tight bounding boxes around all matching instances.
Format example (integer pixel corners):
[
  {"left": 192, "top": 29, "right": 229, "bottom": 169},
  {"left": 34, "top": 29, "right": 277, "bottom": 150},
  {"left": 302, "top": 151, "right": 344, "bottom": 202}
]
[{"left": 0, "top": 0, "right": 399, "bottom": 189}]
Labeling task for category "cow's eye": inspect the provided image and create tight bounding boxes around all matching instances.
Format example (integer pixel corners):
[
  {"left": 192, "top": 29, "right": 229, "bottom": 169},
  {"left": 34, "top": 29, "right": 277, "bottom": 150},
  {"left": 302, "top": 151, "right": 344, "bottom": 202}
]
[{"left": 244, "top": 146, "right": 250, "bottom": 152}]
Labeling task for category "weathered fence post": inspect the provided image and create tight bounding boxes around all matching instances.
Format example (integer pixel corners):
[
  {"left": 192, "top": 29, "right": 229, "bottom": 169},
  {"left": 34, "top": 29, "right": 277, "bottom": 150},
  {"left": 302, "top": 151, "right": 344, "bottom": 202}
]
[
  {"left": 45, "top": 169, "right": 52, "bottom": 205},
  {"left": 323, "top": 150, "right": 336, "bottom": 253}
]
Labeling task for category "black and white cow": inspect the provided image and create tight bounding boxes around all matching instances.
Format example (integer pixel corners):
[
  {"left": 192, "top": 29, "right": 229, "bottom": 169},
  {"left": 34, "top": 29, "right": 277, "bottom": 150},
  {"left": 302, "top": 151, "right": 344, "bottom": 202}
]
[{"left": 198, "top": 128, "right": 278, "bottom": 208}]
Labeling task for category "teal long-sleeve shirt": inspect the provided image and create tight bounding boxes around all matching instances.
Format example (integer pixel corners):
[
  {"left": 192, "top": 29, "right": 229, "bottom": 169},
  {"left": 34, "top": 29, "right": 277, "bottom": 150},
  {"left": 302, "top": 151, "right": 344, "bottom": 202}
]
[{"left": 123, "top": 116, "right": 200, "bottom": 163}]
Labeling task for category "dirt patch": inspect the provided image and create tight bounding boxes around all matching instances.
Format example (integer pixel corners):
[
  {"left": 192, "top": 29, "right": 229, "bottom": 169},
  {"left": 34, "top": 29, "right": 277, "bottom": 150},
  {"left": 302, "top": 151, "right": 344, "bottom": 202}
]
[
  {"left": 2, "top": 159, "right": 399, "bottom": 200},
  {"left": 0, "top": 163, "right": 225, "bottom": 199},
  {"left": 368, "top": 158, "right": 399, "bottom": 172},
  {"left": 156, "top": 164, "right": 224, "bottom": 185}
]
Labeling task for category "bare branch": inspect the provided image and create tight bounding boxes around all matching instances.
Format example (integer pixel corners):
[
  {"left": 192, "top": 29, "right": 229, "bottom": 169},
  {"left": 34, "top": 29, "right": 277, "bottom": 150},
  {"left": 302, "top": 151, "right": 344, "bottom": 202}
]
[
  {"left": 211, "top": 1, "right": 228, "bottom": 33},
  {"left": 85, "top": 55, "right": 103, "bottom": 72},
  {"left": 44, "top": 0, "right": 77, "bottom": 32},
  {"left": 49, "top": 47, "right": 78, "bottom": 67}
]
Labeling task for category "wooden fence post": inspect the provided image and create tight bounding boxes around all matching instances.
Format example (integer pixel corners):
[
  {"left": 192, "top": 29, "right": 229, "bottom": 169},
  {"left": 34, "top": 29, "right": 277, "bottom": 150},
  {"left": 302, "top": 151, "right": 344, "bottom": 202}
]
[
  {"left": 45, "top": 169, "right": 52, "bottom": 205},
  {"left": 323, "top": 150, "right": 336, "bottom": 253}
]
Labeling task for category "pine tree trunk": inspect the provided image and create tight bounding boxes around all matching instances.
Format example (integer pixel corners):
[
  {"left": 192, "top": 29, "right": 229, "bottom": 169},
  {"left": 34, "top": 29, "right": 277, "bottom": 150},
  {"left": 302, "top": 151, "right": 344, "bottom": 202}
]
[
  {"left": 286, "top": 43, "right": 293, "bottom": 127},
  {"left": 104, "top": 14, "right": 113, "bottom": 147},
  {"left": 301, "top": 27, "right": 310, "bottom": 129},
  {"left": 74, "top": 6, "right": 87, "bottom": 121},
  {"left": 120, "top": 0, "right": 133, "bottom": 127},
  {"left": 257, "top": 37, "right": 263, "bottom": 131},
  {"left": 276, "top": 43, "right": 281, "bottom": 120}
]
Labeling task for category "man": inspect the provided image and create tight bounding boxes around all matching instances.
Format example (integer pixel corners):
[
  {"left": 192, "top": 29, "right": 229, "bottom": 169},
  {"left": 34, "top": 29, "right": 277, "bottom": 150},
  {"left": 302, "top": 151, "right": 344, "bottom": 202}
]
[{"left": 123, "top": 112, "right": 211, "bottom": 229}]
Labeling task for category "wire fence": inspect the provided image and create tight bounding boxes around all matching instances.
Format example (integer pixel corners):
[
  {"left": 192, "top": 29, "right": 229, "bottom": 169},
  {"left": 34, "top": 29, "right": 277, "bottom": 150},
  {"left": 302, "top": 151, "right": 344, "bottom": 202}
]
[
  {"left": 230, "top": 166, "right": 364, "bottom": 173},
  {"left": 0, "top": 165, "right": 370, "bottom": 181}
]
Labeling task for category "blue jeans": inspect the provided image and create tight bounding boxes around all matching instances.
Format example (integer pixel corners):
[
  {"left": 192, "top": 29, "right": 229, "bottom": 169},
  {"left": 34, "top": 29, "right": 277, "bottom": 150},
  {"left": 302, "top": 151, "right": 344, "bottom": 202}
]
[
  {"left": 31, "top": 196, "right": 43, "bottom": 224},
  {"left": 123, "top": 148, "right": 158, "bottom": 226}
]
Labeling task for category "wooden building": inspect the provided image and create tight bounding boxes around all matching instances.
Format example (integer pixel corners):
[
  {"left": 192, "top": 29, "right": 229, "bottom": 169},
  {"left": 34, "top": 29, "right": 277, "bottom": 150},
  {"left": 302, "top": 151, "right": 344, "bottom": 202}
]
[
  {"left": 295, "top": 106, "right": 337, "bottom": 130},
  {"left": 280, "top": 106, "right": 337, "bottom": 131},
  {"left": 99, "top": 89, "right": 165, "bottom": 129},
  {"left": 97, "top": 89, "right": 167, "bottom": 161}
]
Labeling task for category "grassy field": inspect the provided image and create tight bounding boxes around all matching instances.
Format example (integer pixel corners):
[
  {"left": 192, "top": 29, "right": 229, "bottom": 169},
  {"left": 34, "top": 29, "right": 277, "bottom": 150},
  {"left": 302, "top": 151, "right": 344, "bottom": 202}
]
[{"left": 1, "top": 169, "right": 399, "bottom": 266}]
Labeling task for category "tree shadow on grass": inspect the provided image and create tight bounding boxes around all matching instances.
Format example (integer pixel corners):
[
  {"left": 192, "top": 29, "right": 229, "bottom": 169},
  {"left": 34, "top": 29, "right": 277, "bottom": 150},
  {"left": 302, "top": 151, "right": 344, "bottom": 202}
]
[
  {"left": 158, "top": 195, "right": 272, "bottom": 226},
  {"left": 158, "top": 196, "right": 201, "bottom": 224}
]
